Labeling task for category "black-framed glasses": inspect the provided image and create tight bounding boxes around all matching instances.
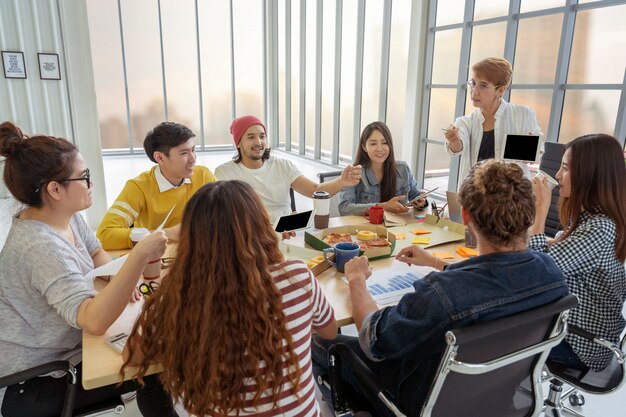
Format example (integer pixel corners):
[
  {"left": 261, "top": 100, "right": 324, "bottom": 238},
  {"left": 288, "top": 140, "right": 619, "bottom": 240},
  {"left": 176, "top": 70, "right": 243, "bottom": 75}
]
[
  {"left": 58, "top": 169, "right": 91, "bottom": 189},
  {"left": 35, "top": 169, "right": 91, "bottom": 193}
]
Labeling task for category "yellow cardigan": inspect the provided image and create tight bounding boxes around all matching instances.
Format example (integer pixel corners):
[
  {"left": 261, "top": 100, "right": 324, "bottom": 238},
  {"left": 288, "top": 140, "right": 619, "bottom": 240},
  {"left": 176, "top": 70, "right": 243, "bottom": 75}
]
[{"left": 96, "top": 165, "right": 216, "bottom": 250}]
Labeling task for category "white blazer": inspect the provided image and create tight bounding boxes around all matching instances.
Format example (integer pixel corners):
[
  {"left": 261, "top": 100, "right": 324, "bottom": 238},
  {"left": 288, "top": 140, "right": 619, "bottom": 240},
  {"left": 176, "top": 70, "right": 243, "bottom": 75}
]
[{"left": 446, "top": 99, "right": 542, "bottom": 187}]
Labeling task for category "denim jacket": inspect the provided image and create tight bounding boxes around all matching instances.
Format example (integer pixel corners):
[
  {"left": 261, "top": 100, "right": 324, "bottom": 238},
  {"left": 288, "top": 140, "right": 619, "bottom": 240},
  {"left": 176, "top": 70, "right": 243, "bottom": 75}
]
[
  {"left": 359, "top": 250, "right": 568, "bottom": 411},
  {"left": 338, "top": 160, "right": 420, "bottom": 216}
]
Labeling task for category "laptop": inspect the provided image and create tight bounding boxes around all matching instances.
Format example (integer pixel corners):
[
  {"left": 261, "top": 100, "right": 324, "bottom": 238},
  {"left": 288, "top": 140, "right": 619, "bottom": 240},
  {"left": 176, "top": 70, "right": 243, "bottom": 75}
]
[
  {"left": 502, "top": 134, "right": 541, "bottom": 163},
  {"left": 446, "top": 191, "right": 462, "bottom": 223}
]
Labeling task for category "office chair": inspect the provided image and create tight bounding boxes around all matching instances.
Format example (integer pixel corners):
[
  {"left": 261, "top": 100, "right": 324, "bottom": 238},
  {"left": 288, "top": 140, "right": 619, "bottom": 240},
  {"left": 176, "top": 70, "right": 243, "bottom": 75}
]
[
  {"left": 322, "top": 294, "right": 578, "bottom": 417},
  {"left": 289, "top": 187, "right": 296, "bottom": 212},
  {"left": 539, "top": 142, "right": 565, "bottom": 238},
  {"left": 318, "top": 170, "right": 343, "bottom": 217},
  {"left": 544, "top": 325, "right": 626, "bottom": 417},
  {"left": 0, "top": 360, "right": 126, "bottom": 417}
]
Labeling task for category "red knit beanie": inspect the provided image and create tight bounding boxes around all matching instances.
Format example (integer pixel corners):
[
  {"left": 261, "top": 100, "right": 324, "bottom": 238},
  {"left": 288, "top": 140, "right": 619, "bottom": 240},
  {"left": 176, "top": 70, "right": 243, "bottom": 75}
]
[{"left": 230, "top": 115, "right": 266, "bottom": 147}]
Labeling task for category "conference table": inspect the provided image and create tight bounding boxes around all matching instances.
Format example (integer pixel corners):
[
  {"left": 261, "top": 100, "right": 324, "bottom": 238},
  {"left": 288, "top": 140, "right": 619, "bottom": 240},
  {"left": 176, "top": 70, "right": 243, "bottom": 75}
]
[{"left": 82, "top": 209, "right": 469, "bottom": 389}]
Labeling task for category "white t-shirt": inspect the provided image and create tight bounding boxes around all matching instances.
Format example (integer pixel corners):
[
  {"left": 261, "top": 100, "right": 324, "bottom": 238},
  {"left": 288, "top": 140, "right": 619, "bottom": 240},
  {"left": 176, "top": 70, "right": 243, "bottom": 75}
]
[{"left": 214, "top": 156, "right": 303, "bottom": 222}]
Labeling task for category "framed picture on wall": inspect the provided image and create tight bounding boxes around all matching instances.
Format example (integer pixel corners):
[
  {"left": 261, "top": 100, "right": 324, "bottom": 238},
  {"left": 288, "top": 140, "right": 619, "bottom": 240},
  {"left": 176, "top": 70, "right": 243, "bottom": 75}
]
[
  {"left": 37, "top": 53, "right": 61, "bottom": 80},
  {"left": 2, "top": 51, "right": 26, "bottom": 79}
]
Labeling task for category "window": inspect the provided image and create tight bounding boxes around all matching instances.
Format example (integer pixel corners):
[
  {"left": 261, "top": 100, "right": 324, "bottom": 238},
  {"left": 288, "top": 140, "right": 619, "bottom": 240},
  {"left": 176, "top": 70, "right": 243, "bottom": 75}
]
[{"left": 421, "top": 0, "right": 626, "bottom": 193}]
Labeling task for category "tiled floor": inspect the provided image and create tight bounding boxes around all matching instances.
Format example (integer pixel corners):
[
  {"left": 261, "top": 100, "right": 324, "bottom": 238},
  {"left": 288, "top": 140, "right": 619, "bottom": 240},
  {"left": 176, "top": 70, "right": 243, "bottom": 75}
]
[{"left": 1, "top": 151, "right": 626, "bottom": 416}]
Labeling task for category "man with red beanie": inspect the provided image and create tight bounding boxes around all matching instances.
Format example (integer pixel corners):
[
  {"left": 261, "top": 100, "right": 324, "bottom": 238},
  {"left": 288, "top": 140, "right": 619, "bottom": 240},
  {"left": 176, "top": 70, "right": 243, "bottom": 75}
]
[{"left": 215, "top": 115, "right": 361, "bottom": 222}]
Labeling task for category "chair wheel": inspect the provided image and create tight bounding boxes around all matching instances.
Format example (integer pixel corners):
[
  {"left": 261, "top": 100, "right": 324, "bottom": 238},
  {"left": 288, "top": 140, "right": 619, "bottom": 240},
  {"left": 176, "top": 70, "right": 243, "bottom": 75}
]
[{"left": 569, "top": 394, "right": 585, "bottom": 406}]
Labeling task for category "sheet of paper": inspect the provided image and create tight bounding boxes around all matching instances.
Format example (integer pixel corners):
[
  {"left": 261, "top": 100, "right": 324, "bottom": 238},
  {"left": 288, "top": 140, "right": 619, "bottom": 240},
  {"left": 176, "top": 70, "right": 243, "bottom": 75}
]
[
  {"left": 365, "top": 261, "right": 434, "bottom": 305},
  {"left": 393, "top": 232, "right": 406, "bottom": 240},
  {"left": 410, "top": 228, "right": 431, "bottom": 235},
  {"left": 156, "top": 204, "right": 176, "bottom": 231},
  {"left": 85, "top": 254, "right": 128, "bottom": 281}
]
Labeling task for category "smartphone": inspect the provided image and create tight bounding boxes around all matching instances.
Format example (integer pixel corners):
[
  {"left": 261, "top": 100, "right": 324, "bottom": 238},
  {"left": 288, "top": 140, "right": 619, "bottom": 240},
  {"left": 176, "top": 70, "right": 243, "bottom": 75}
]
[
  {"left": 405, "top": 187, "right": 438, "bottom": 207},
  {"left": 273, "top": 210, "right": 315, "bottom": 233}
]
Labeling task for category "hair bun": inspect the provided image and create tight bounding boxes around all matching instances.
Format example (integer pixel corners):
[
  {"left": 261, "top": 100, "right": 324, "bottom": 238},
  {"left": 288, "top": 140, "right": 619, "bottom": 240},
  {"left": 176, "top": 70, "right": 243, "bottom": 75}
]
[{"left": 0, "top": 122, "right": 27, "bottom": 157}]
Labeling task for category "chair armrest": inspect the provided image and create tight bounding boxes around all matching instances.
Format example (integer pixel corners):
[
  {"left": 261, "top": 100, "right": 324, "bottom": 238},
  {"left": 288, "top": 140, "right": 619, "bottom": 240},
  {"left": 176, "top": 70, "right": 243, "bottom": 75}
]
[
  {"left": 0, "top": 360, "right": 76, "bottom": 388},
  {"left": 318, "top": 171, "right": 343, "bottom": 183},
  {"left": 569, "top": 325, "right": 626, "bottom": 364}
]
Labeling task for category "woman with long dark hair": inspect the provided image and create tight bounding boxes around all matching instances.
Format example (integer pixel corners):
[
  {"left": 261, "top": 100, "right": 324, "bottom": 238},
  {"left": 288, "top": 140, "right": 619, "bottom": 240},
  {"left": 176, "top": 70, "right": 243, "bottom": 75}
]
[
  {"left": 122, "top": 180, "right": 338, "bottom": 416},
  {"left": 530, "top": 133, "right": 626, "bottom": 371},
  {"left": 338, "top": 121, "right": 426, "bottom": 215},
  {"left": 0, "top": 122, "right": 177, "bottom": 417}
]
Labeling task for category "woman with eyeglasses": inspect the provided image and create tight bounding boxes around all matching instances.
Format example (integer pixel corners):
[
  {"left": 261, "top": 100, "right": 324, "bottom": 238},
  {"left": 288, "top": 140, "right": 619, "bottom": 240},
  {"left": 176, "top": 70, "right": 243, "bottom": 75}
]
[
  {"left": 122, "top": 180, "right": 338, "bottom": 416},
  {"left": 444, "top": 57, "right": 542, "bottom": 186},
  {"left": 0, "top": 122, "right": 178, "bottom": 417}
]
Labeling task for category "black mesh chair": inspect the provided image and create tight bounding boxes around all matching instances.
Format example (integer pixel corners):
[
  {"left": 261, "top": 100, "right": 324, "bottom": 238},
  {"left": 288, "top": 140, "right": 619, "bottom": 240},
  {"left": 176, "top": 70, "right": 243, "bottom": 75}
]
[
  {"left": 318, "top": 170, "right": 343, "bottom": 217},
  {"left": 324, "top": 294, "right": 578, "bottom": 417},
  {"left": 544, "top": 326, "right": 626, "bottom": 417},
  {"left": 289, "top": 188, "right": 296, "bottom": 212},
  {"left": 0, "top": 361, "right": 126, "bottom": 417},
  {"left": 539, "top": 142, "right": 565, "bottom": 238}
]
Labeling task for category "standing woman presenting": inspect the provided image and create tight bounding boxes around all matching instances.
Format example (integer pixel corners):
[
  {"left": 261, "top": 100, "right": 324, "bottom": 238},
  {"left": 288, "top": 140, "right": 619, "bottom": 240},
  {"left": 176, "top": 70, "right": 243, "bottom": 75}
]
[
  {"left": 444, "top": 57, "right": 542, "bottom": 186},
  {"left": 0, "top": 122, "right": 178, "bottom": 417}
]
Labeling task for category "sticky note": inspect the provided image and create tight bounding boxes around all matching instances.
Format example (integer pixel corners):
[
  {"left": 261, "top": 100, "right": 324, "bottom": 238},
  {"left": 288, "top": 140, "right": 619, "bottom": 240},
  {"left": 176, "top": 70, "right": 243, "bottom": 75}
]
[
  {"left": 410, "top": 228, "right": 431, "bottom": 235},
  {"left": 393, "top": 232, "right": 406, "bottom": 240},
  {"left": 412, "top": 236, "right": 431, "bottom": 245},
  {"left": 432, "top": 251, "right": 454, "bottom": 259},
  {"left": 456, "top": 246, "right": 479, "bottom": 258}
]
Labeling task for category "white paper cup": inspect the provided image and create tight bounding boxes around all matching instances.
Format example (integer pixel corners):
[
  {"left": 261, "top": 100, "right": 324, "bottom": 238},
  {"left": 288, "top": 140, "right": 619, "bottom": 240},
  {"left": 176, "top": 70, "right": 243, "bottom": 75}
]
[
  {"left": 143, "top": 259, "right": 162, "bottom": 280},
  {"left": 535, "top": 170, "right": 558, "bottom": 190}
]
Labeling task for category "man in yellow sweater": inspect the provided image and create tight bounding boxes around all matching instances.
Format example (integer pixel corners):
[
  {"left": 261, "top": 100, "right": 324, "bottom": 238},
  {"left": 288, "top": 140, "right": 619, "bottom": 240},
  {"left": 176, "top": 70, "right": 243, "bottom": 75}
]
[{"left": 97, "top": 122, "right": 216, "bottom": 249}]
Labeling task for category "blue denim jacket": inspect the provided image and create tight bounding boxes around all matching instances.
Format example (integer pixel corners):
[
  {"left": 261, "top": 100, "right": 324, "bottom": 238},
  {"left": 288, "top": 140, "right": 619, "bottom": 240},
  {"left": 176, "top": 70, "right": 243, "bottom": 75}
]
[
  {"left": 338, "top": 160, "right": 420, "bottom": 216},
  {"left": 359, "top": 250, "right": 568, "bottom": 411}
]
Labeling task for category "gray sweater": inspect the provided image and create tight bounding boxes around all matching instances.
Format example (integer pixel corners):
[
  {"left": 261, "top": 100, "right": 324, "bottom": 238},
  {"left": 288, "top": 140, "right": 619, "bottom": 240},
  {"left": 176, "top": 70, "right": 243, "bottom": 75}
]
[{"left": 0, "top": 213, "right": 99, "bottom": 403}]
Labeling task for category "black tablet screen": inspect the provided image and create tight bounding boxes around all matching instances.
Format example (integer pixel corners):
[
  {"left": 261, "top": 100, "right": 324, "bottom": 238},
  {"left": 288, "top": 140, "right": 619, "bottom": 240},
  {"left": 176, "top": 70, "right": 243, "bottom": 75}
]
[
  {"left": 274, "top": 210, "right": 314, "bottom": 232},
  {"left": 503, "top": 135, "right": 540, "bottom": 162}
]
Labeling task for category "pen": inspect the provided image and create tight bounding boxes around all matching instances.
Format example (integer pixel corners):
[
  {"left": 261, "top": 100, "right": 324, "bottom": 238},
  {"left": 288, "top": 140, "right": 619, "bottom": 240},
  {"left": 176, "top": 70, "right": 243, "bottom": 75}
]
[{"left": 441, "top": 127, "right": 450, "bottom": 132}]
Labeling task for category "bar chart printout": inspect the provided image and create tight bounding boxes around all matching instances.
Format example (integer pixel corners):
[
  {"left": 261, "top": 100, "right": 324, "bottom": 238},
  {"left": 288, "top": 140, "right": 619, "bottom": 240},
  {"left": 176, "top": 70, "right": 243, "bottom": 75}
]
[{"left": 365, "top": 263, "right": 433, "bottom": 305}]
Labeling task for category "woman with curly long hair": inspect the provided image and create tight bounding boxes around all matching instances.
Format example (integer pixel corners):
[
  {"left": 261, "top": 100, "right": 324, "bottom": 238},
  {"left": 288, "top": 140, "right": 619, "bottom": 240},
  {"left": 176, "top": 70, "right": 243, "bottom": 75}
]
[{"left": 122, "top": 180, "right": 338, "bottom": 416}]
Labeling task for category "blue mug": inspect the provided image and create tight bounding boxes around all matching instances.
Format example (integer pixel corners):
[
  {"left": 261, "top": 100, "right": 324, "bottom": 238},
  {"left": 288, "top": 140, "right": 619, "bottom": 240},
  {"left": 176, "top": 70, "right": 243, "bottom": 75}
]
[{"left": 323, "top": 242, "right": 361, "bottom": 273}]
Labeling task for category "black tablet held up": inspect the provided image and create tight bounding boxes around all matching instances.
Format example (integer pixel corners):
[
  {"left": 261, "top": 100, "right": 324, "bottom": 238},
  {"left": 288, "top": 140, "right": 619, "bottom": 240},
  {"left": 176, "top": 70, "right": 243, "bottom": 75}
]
[
  {"left": 273, "top": 210, "right": 315, "bottom": 233},
  {"left": 503, "top": 134, "right": 541, "bottom": 163}
]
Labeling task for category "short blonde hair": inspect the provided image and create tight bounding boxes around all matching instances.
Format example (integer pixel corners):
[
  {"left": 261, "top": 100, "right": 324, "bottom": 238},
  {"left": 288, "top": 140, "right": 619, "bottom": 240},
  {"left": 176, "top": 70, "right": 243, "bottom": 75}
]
[{"left": 472, "top": 57, "right": 513, "bottom": 87}]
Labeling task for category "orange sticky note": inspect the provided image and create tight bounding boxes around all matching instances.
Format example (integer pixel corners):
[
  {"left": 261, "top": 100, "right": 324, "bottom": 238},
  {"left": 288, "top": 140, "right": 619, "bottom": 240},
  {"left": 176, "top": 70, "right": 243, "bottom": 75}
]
[
  {"left": 456, "top": 245, "right": 479, "bottom": 258},
  {"left": 432, "top": 251, "right": 454, "bottom": 259},
  {"left": 393, "top": 232, "right": 406, "bottom": 240},
  {"left": 412, "top": 236, "right": 431, "bottom": 245},
  {"left": 410, "top": 228, "right": 431, "bottom": 235}
]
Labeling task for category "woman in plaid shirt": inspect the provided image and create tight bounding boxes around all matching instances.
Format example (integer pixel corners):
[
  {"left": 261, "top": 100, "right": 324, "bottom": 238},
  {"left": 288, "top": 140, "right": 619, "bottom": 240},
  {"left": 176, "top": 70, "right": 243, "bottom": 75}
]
[{"left": 530, "top": 133, "right": 626, "bottom": 371}]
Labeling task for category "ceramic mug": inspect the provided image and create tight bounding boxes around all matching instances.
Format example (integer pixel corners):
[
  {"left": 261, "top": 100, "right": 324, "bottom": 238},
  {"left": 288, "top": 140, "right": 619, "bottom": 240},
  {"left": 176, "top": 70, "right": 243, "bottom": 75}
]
[
  {"left": 323, "top": 242, "right": 361, "bottom": 273},
  {"left": 369, "top": 205, "right": 384, "bottom": 225}
]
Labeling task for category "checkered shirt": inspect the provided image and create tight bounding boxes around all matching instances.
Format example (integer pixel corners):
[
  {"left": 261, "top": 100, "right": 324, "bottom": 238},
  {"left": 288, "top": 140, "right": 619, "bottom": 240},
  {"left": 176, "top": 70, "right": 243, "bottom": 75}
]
[{"left": 529, "top": 212, "right": 626, "bottom": 371}]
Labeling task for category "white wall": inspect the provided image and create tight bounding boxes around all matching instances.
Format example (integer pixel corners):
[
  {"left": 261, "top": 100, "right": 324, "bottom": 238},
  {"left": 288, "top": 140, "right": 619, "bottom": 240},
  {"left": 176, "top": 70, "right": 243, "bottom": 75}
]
[{"left": 0, "top": 0, "right": 106, "bottom": 228}]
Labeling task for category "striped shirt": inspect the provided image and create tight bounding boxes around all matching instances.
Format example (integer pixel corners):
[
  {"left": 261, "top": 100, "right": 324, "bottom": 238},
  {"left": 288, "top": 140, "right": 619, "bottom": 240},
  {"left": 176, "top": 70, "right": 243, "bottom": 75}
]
[{"left": 225, "top": 259, "right": 335, "bottom": 417}]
